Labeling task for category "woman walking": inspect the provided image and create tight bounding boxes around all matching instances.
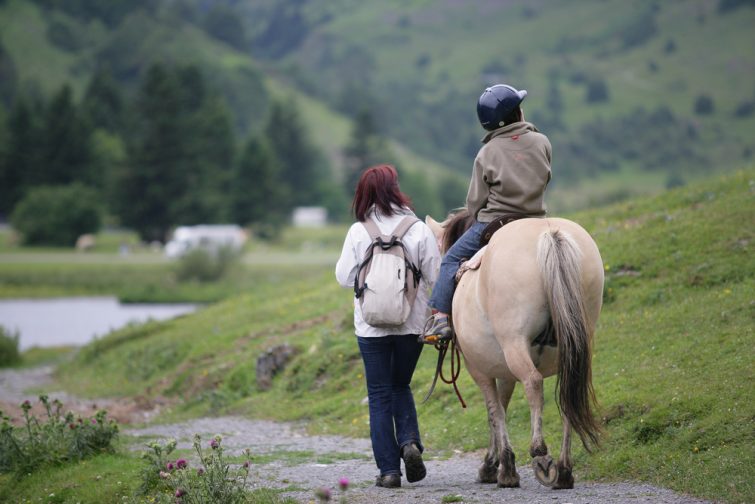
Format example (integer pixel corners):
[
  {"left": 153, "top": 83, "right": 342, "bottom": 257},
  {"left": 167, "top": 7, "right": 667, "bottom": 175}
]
[{"left": 336, "top": 164, "right": 441, "bottom": 488}]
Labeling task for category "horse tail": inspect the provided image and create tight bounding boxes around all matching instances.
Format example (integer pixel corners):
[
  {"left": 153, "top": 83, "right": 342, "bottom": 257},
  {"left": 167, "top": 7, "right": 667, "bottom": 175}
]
[{"left": 537, "top": 229, "right": 601, "bottom": 451}]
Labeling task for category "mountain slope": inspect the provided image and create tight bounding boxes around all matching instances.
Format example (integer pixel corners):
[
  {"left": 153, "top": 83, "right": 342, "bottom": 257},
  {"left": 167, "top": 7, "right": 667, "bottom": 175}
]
[{"left": 243, "top": 0, "right": 755, "bottom": 208}]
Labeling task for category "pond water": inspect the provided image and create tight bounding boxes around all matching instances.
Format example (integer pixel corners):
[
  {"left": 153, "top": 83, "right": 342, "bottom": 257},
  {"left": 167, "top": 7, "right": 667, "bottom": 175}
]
[{"left": 0, "top": 297, "right": 198, "bottom": 350}]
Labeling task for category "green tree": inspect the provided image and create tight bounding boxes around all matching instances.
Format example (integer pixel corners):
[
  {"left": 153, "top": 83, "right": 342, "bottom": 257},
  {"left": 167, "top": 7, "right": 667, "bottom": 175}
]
[
  {"left": 203, "top": 4, "right": 247, "bottom": 50},
  {"left": 39, "top": 84, "right": 95, "bottom": 187},
  {"left": 264, "top": 99, "right": 328, "bottom": 210},
  {"left": 585, "top": 78, "right": 610, "bottom": 104},
  {"left": 437, "top": 173, "right": 468, "bottom": 215},
  {"left": 115, "top": 64, "right": 239, "bottom": 240},
  {"left": 0, "top": 40, "right": 16, "bottom": 106},
  {"left": 82, "top": 67, "right": 124, "bottom": 134},
  {"left": 177, "top": 94, "right": 236, "bottom": 224},
  {"left": 229, "top": 136, "right": 288, "bottom": 228},
  {"left": 342, "top": 108, "right": 397, "bottom": 196},
  {"left": 10, "top": 183, "right": 102, "bottom": 246},
  {"left": 397, "top": 168, "right": 442, "bottom": 221},
  {"left": 116, "top": 63, "right": 186, "bottom": 242},
  {"left": 0, "top": 97, "right": 42, "bottom": 216},
  {"left": 694, "top": 94, "right": 715, "bottom": 115}
]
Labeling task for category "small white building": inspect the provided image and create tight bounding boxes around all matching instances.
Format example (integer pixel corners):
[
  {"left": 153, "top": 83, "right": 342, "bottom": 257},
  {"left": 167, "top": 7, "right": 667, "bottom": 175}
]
[
  {"left": 165, "top": 225, "right": 247, "bottom": 258},
  {"left": 292, "top": 206, "right": 328, "bottom": 228}
]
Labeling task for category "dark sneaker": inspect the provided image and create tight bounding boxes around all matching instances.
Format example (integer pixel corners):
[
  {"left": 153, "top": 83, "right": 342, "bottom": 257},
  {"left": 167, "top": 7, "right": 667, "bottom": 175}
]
[
  {"left": 402, "top": 443, "right": 426, "bottom": 483},
  {"left": 375, "top": 473, "right": 401, "bottom": 488},
  {"left": 420, "top": 314, "right": 453, "bottom": 344}
]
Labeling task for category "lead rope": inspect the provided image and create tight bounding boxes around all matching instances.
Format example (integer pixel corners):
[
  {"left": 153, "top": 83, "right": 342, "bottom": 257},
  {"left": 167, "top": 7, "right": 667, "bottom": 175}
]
[{"left": 422, "top": 336, "right": 467, "bottom": 409}]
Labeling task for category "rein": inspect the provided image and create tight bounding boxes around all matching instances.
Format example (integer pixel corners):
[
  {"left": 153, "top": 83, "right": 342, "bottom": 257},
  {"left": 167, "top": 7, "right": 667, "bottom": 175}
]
[{"left": 422, "top": 336, "right": 467, "bottom": 409}]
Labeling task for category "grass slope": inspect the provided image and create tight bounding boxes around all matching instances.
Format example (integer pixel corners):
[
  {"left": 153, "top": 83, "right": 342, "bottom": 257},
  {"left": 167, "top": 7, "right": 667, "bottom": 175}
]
[{"left": 50, "top": 167, "right": 755, "bottom": 503}]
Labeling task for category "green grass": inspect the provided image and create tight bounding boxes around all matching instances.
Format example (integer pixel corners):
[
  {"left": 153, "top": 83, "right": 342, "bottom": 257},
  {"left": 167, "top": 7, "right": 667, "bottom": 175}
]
[
  {"left": 0, "top": 449, "right": 298, "bottom": 503},
  {"left": 0, "top": 224, "right": 345, "bottom": 303},
  {"left": 0, "top": 451, "right": 142, "bottom": 504},
  {"left": 14, "top": 345, "right": 77, "bottom": 368},
  {"left": 8, "top": 168, "right": 755, "bottom": 502}
]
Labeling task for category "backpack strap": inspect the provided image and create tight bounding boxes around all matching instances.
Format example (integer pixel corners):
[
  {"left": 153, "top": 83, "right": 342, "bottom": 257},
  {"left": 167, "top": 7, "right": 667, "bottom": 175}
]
[
  {"left": 361, "top": 217, "right": 384, "bottom": 241},
  {"left": 392, "top": 216, "right": 420, "bottom": 240}
]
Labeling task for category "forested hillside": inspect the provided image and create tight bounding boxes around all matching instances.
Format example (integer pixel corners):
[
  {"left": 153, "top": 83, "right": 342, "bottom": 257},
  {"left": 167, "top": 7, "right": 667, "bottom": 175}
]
[
  {"left": 0, "top": 0, "right": 752, "bottom": 244},
  {"left": 241, "top": 0, "right": 754, "bottom": 204}
]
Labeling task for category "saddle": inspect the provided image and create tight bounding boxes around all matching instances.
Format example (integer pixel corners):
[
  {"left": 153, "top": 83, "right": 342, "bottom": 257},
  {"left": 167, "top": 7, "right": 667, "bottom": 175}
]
[
  {"left": 479, "top": 212, "right": 544, "bottom": 247},
  {"left": 455, "top": 212, "right": 545, "bottom": 283}
]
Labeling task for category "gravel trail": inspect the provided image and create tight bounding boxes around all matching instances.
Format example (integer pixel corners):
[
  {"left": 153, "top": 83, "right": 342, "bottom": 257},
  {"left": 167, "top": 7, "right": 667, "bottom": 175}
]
[
  {"left": 2, "top": 366, "right": 712, "bottom": 503},
  {"left": 129, "top": 416, "right": 711, "bottom": 504}
]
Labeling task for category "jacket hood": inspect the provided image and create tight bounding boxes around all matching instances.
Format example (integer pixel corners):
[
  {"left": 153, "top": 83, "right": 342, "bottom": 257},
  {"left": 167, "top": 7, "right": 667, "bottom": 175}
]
[{"left": 482, "top": 121, "right": 540, "bottom": 144}]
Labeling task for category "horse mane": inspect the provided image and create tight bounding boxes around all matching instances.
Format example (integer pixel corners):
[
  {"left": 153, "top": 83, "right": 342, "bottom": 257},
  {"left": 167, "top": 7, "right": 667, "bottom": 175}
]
[{"left": 442, "top": 208, "right": 475, "bottom": 254}]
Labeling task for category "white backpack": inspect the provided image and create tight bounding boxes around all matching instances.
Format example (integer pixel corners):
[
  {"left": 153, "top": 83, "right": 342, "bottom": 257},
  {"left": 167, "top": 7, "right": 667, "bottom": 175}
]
[{"left": 354, "top": 216, "right": 422, "bottom": 327}]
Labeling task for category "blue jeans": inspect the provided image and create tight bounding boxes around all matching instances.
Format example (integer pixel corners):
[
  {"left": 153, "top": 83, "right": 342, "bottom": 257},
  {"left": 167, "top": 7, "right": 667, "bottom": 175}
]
[
  {"left": 357, "top": 335, "right": 424, "bottom": 476},
  {"left": 428, "top": 221, "right": 486, "bottom": 313}
]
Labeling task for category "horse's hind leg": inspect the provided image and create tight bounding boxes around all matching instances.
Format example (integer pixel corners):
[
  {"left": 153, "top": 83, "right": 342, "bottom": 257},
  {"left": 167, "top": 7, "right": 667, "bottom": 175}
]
[
  {"left": 470, "top": 372, "right": 519, "bottom": 487},
  {"left": 554, "top": 418, "right": 575, "bottom": 489},
  {"left": 502, "top": 343, "right": 557, "bottom": 487}
]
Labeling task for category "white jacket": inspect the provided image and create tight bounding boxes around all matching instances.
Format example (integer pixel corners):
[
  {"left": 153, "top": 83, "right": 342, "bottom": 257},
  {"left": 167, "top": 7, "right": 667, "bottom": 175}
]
[{"left": 335, "top": 206, "right": 441, "bottom": 337}]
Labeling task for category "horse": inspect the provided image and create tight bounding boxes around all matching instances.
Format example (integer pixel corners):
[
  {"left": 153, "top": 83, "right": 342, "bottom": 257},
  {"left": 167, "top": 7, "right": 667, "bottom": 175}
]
[{"left": 425, "top": 209, "right": 604, "bottom": 489}]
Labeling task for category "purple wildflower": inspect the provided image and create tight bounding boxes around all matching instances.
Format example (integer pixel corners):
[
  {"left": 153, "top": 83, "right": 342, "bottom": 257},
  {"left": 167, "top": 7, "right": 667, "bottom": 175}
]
[
  {"left": 166, "top": 462, "right": 174, "bottom": 471},
  {"left": 197, "top": 467, "right": 205, "bottom": 476},
  {"left": 210, "top": 438, "right": 219, "bottom": 449},
  {"left": 338, "top": 477, "right": 349, "bottom": 491},
  {"left": 315, "top": 487, "right": 332, "bottom": 502},
  {"left": 175, "top": 488, "right": 186, "bottom": 497},
  {"left": 176, "top": 458, "right": 188, "bottom": 469}
]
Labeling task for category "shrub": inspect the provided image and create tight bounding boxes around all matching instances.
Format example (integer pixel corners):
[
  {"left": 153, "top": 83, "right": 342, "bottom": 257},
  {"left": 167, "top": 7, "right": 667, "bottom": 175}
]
[
  {"left": 0, "top": 326, "right": 21, "bottom": 367},
  {"left": 694, "top": 94, "right": 715, "bottom": 115},
  {"left": 10, "top": 184, "right": 103, "bottom": 246},
  {"left": 734, "top": 101, "right": 754, "bottom": 118},
  {"left": 174, "top": 246, "right": 240, "bottom": 283},
  {"left": 585, "top": 78, "right": 610, "bottom": 103},
  {"left": 0, "top": 396, "right": 118, "bottom": 476},
  {"left": 137, "top": 434, "right": 253, "bottom": 503}
]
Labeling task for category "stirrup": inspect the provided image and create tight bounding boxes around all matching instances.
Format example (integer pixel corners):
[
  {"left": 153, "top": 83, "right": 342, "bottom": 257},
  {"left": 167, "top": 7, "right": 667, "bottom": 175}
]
[{"left": 420, "top": 315, "right": 453, "bottom": 345}]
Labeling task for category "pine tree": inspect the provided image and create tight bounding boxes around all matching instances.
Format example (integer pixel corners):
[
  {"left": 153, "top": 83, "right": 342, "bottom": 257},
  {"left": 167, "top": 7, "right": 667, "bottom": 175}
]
[
  {"left": 40, "top": 85, "right": 95, "bottom": 187},
  {"left": 343, "top": 108, "right": 396, "bottom": 195},
  {"left": 178, "top": 94, "right": 236, "bottom": 224},
  {"left": 0, "top": 97, "right": 42, "bottom": 216},
  {"left": 82, "top": 67, "right": 124, "bottom": 134},
  {"left": 264, "top": 99, "right": 326, "bottom": 210},
  {"left": 230, "top": 135, "right": 288, "bottom": 227},
  {"left": 116, "top": 63, "right": 186, "bottom": 242}
]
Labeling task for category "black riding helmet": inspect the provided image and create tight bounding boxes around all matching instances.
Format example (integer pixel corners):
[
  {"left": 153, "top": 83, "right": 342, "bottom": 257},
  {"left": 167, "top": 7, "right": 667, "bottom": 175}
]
[{"left": 477, "top": 84, "right": 528, "bottom": 131}]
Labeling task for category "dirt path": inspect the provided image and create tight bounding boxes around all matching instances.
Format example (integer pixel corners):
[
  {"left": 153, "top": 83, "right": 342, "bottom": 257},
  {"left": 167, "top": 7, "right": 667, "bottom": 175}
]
[
  {"left": 129, "top": 416, "right": 710, "bottom": 504},
  {"left": 1, "top": 366, "right": 711, "bottom": 504}
]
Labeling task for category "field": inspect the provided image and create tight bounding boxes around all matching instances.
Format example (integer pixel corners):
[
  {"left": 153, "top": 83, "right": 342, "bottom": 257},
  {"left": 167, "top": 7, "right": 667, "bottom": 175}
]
[{"left": 1, "top": 168, "right": 751, "bottom": 502}]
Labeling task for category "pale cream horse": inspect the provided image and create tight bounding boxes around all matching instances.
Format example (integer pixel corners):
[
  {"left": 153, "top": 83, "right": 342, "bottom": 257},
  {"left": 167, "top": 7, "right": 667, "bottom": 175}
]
[{"left": 426, "top": 210, "right": 604, "bottom": 489}]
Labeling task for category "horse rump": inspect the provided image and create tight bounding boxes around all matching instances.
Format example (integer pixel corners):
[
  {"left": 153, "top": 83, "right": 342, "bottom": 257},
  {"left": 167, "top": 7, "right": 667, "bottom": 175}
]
[{"left": 537, "top": 228, "right": 601, "bottom": 451}]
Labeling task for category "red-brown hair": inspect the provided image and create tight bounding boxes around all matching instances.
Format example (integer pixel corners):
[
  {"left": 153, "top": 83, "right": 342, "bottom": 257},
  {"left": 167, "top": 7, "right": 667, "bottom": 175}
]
[{"left": 352, "top": 164, "right": 413, "bottom": 222}]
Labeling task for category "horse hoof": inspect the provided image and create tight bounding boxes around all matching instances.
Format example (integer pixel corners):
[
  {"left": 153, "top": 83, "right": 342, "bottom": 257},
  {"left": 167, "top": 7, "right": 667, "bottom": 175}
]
[
  {"left": 532, "top": 455, "right": 557, "bottom": 487},
  {"left": 477, "top": 461, "right": 498, "bottom": 484},
  {"left": 477, "top": 471, "right": 498, "bottom": 484},
  {"left": 496, "top": 473, "right": 520, "bottom": 488},
  {"left": 552, "top": 462, "right": 574, "bottom": 490}
]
